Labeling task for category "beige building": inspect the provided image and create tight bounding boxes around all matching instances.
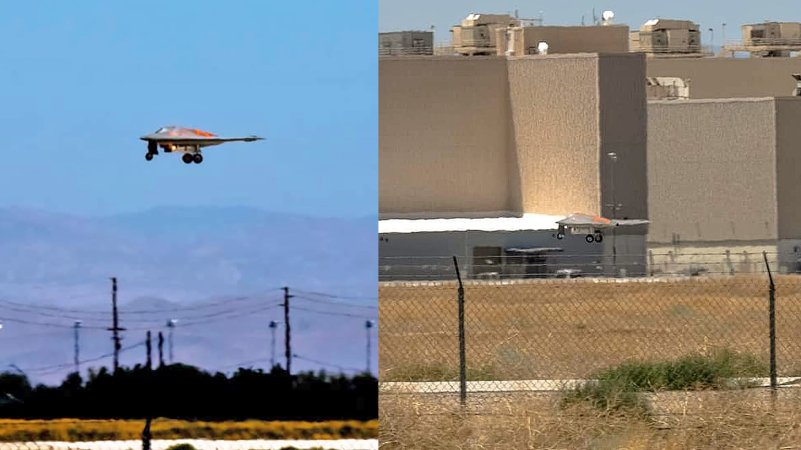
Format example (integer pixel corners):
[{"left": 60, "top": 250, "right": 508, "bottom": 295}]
[
  {"left": 630, "top": 19, "right": 703, "bottom": 56},
  {"left": 379, "top": 53, "right": 649, "bottom": 279},
  {"left": 451, "top": 13, "right": 520, "bottom": 56},
  {"left": 495, "top": 25, "right": 629, "bottom": 56},
  {"left": 380, "top": 53, "right": 647, "bottom": 220},
  {"left": 646, "top": 57, "right": 801, "bottom": 98},
  {"left": 726, "top": 22, "right": 801, "bottom": 57},
  {"left": 648, "top": 97, "right": 801, "bottom": 273}
]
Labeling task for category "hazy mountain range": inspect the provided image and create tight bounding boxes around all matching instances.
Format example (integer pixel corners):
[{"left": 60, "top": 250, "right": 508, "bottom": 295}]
[{"left": 0, "top": 206, "right": 377, "bottom": 384}]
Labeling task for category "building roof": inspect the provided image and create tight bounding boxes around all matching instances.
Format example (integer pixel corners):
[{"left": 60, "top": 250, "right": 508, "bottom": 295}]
[{"left": 378, "top": 213, "right": 564, "bottom": 234}]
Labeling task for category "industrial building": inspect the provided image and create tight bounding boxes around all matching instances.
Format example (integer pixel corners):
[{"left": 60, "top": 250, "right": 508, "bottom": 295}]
[
  {"left": 495, "top": 24, "right": 629, "bottom": 56},
  {"left": 646, "top": 57, "right": 801, "bottom": 98},
  {"left": 449, "top": 14, "right": 520, "bottom": 56},
  {"left": 725, "top": 22, "right": 801, "bottom": 57},
  {"left": 379, "top": 53, "right": 648, "bottom": 279},
  {"left": 380, "top": 12, "right": 801, "bottom": 280},
  {"left": 648, "top": 97, "right": 801, "bottom": 274},
  {"left": 630, "top": 19, "right": 703, "bottom": 56},
  {"left": 379, "top": 31, "right": 434, "bottom": 56}
]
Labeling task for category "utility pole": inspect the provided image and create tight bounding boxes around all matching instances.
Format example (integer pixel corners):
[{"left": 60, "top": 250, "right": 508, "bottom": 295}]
[
  {"left": 107, "top": 277, "right": 125, "bottom": 373},
  {"left": 166, "top": 319, "right": 177, "bottom": 363},
  {"left": 283, "top": 287, "right": 293, "bottom": 375},
  {"left": 269, "top": 320, "right": 279, "bottom": 369},
  {"left": 607, "top": 152, "right": 619, "bottom": 275},
  {"left": 73, "top": 321, "right": 82, "bottom": 375},
  {"left": 157, "top": 332, "right": 164, "bottom": 368},
  {"left": 365, "top": 320, "right": 374, "bottom": 374},
  {"left": 146, "top": 331, "right": 152, "bottom": 370}
]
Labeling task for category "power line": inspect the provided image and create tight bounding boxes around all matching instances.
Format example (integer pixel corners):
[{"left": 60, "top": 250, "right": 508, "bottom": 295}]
[
  {"left": 292, "top": 289, "right": 377, "bottom": 301},
  {"left": 25, "top": 340, "right": 146, "bottom": 375},
  {"left": 0, "top": 316, "right": 107, "bottom": 330},
  {"left": 0, "top": 294, "right": 272, "bottom": 317},
  {"left": 293, "top": 295, "right": 377, "bottom": 310},
  {"left": 0, "top": 302, "right": 283, "bottom": 332},
  {"left": 292, "top": 305, "right": 377, "bottom": 320}
]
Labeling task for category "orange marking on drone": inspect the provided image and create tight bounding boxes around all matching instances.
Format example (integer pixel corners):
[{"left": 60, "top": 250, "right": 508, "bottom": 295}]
[{"left": 190, "top": 128, "right": 216, "bottom": 137}]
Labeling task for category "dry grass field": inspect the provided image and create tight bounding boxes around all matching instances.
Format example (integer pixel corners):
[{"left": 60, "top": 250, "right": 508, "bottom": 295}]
[
  {"left": 380, "top": 389, "right": 801, "bottom": 449},
  {"left": 0, "top": 419, "right": 378, "bottom": 441},
  {"left": 379, "top": 276, "right": 801, "bottom": 382}
]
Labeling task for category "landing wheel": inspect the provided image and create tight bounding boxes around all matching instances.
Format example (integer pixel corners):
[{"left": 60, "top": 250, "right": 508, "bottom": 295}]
[
  {"left": 193, "top": 153, "right": 203, "bottom": 164},
  {"left": 556, "top": 232, "right": 564, "bottom": 240},
  {"left": 182, "top": 153, "right": 193, "bottom": 164},
  {"left": 585, "top": 234, "right": 595, "bottom": 243},
  {"left": 594, "top": 233, "right": 604, "bottom": 243},
  {"left": 145, "top": 152, "right": 154, "bottom": 161}
]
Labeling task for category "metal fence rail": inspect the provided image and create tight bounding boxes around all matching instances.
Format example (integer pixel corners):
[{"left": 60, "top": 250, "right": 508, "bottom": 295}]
[{"left": 379, "top": 255, "right": 801, "bottom": 399}]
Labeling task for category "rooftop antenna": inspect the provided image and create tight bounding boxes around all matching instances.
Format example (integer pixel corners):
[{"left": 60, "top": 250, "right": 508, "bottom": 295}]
[
  {"left": 582, "top": 15, "right": 586, "bottom": 26},
  {"left": 593, "top": 8, "right": 598, "bottom": 25},
  {"left": 515, "top": 9, "right": 519, "bottom": 19}
]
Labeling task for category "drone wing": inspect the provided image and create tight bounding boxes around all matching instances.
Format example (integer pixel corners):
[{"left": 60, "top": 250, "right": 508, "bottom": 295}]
[
  {"left": 611, "top": 219, "right": 650, "bottom": 227},
  {"left": 556, "top": 213, "right": 614, "bottom": 228}
]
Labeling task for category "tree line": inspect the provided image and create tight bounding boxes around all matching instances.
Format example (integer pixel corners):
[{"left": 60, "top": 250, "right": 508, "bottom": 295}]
[{"left": 0, "top": 364, "right": 377, "bottom": 421}]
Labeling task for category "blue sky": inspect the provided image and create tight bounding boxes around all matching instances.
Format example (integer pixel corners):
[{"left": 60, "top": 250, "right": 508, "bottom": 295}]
[
  {"left": 380, "top": 0, "right": 798, "bottom": 46},
  {"left": 0, "top": 1, "right": 377, "bottom": 218}
]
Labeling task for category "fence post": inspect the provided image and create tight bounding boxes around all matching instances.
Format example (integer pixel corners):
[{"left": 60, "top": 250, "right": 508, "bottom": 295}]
[
  {"left": 764, "top": 251, "right": 777, "bottom": 391},
  {"left": 453, "top": 256, "right": 467, "bottom": 407}
]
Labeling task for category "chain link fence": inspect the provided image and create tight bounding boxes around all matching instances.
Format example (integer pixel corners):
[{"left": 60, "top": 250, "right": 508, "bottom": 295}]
[{"left": 379, "top": 254, "right": 801, "bottom": 398}]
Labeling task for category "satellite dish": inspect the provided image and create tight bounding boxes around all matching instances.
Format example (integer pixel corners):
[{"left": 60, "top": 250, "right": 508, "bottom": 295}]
[
  {"left": 602, "top": 10, "right": 615, "bottom": 21},
  {"left": 537, "top": 41, "right": 549, "bottom": 54}
]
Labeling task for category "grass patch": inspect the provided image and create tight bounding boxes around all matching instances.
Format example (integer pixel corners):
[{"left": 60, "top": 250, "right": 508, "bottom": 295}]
[
  {"left": 563, "top": 349, "right": 767, "bottom": 414},
  {"left": 382, "top": 362, "right": 496, "bottom": 382},
  {"left": 0, "top": 419, "right": 378, "bottom": 441}
]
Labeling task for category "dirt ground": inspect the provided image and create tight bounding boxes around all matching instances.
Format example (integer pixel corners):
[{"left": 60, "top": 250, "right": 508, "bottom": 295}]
[{"left": 379, "top": 276, "right": 801, "bottom": 382}]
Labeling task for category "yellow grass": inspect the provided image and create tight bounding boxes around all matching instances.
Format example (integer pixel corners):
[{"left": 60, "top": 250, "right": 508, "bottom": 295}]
[
  {"left": 0, "top": 419, "right": 378, "bottom": 441},
  {"left": 379, "top": 276, "right": 801, "bottom": 381}
]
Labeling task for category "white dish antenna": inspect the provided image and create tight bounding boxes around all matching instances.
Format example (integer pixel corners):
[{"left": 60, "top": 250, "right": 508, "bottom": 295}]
[
  {"left": 602, "top": 10, "right": 615, "bottom": 21},
  {"left": 537, "top": 41, "right": 549, "bottom": 54}
]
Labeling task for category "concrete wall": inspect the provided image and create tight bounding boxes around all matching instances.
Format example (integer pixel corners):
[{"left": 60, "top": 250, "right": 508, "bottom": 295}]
[
  {"left": 647, "top": 58, "right": 801, "bottom": 98},
  {"left": 516, "top": 25, "right": 629, "bottom": 55},
  {"left": 647, "top": 242, "right": 780, "bottom": 275},
  {"left": 380, "top": 54, "right": 649, "bottom": 219},
  {"left": 775, "top": 97, "right": 801, "bottom": 240},
  {"left": 507, "top": 55, "right": 601, "bottom": 216},
  {"left": 598, "top": 54, "right": 649, "bottom": 220},
  {"left": 379, "top": 57, "right": 512, "bottom": 215},
  {"left": 647, "top": 98, "right": 778, "bottom": 245}
]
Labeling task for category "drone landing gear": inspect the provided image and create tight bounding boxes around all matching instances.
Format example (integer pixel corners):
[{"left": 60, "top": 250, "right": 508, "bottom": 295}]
[
  {"left": 585, "top": 233, "right": 604, "bottom": 243},
  {"left": 182, "top": 153, "right": 204, "bottom": 164},
  {"left": 146, "top": 141, "right": 158, "bottom": 161}
]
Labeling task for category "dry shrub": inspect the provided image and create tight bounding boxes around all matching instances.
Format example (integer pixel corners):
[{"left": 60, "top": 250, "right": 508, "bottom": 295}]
[{"left": 380, "top": 389, "right": 801, "bottom": 449}]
